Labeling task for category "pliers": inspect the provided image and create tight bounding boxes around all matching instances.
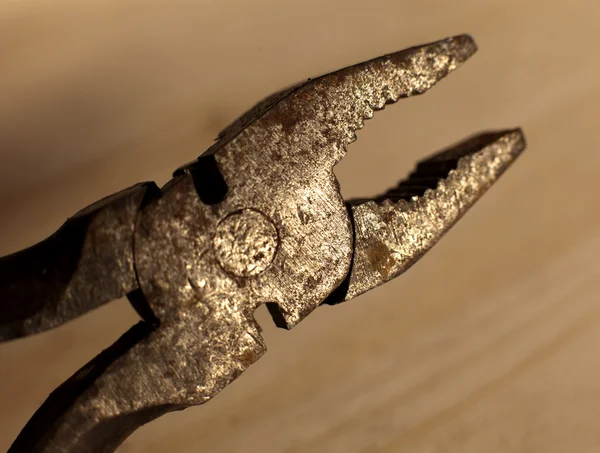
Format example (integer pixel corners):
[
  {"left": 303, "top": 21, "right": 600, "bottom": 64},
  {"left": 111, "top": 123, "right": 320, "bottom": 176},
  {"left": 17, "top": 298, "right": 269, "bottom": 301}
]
[{"left": 1, "top": 34, "right": 526, "bottom": 453}]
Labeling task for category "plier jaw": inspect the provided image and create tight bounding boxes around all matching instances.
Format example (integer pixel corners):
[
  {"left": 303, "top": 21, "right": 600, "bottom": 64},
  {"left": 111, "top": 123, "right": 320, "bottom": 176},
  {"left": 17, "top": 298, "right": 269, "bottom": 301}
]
[{"left": 1, "top": 35, "right": 525, "bottom": 453}]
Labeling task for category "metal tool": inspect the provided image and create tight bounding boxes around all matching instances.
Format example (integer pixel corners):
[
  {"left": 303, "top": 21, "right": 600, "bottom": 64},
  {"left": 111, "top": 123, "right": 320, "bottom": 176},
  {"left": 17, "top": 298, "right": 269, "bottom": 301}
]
[{"left": 1, "top": 35, "right": 525, "bottom": 453}]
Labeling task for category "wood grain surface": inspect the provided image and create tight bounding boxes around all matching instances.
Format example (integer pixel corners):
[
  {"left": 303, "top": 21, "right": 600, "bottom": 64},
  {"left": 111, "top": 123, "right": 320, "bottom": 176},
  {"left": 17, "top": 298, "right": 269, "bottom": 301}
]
[{"left": 1, "top": 0, "right": 600, "bottom": 451}]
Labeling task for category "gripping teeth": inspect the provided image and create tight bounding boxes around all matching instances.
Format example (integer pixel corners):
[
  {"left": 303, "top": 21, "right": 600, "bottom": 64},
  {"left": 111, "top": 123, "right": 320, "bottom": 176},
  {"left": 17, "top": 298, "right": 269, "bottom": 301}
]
[
  {"left": 189, "top": 34, "right": 478, "bottom": 179},
  {"left": 334, "top": 129, "right": 526, "bottom": 304},
  {"left": 384, "top": 177, "right": 448, "bottom": 200},
  {"left": 355, "top": 131, "right": 520, "bottom": 207}
]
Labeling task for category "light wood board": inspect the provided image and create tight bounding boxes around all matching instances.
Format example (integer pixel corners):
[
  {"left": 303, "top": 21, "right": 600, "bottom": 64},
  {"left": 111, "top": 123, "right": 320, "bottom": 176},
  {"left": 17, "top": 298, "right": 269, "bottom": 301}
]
[{"left": 1, "top": 0, "right": 600, "bottom": 451}]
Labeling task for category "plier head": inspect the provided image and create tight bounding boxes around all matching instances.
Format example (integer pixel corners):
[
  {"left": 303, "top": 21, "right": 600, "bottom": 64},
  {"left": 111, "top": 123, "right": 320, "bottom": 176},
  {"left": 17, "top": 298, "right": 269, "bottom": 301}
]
[
  {"left": 162, "top": 34, "right": 523, "bottom": 328},
  {"left": 1, "top": 34, "right": 525, "bottom": 453}
]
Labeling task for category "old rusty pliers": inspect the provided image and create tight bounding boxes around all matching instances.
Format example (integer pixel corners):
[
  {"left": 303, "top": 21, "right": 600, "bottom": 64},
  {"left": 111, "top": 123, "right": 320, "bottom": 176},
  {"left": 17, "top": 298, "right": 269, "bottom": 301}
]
[{"left": 1, "top": 35, "right": 525, "bottom": 453}]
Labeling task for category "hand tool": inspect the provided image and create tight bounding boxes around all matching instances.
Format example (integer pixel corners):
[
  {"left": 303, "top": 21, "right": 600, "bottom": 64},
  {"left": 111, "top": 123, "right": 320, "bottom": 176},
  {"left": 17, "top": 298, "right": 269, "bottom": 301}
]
[{"left": 1, "top": 34, "right": 526, "bottom": 453}]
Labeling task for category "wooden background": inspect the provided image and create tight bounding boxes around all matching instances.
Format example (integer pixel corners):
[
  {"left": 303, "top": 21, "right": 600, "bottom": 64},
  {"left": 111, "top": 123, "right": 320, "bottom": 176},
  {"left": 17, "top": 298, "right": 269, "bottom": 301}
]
[{"left": 1, "top": 0, "right": 600, "bottom": 451}]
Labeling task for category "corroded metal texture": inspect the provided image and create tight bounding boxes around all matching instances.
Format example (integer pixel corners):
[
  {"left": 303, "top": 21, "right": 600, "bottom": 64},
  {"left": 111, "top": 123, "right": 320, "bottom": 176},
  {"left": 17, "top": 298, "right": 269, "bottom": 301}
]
[
  {"left": 175, "top": 33, "right": 478, "bottom": 329},
  {"left": 342, "top": 130, "right": 526, "bottom": 302},
  {"left": 213, "top": 209, "right": 279, "bottom": 277},
  {"left": 0, "top": 182, "right": 157, "bottom": 340},
  {"left": 1, "top": 35, "right": 527, "bottom": 453}
]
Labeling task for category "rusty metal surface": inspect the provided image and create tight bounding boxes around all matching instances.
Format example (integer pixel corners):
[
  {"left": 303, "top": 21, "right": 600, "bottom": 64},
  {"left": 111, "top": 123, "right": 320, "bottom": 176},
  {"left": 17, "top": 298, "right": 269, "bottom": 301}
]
[
  {"left": 339, "top": 130, "right": 525, "bottom": 302},
  {"left": 0, "top": 35, "right": 526, "bottom": 452},
  {"left": 0, "top": 182, "right": 157, "bottom": 341}
]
